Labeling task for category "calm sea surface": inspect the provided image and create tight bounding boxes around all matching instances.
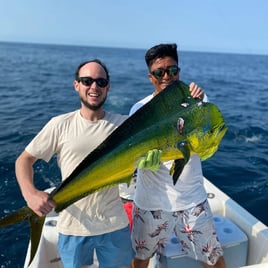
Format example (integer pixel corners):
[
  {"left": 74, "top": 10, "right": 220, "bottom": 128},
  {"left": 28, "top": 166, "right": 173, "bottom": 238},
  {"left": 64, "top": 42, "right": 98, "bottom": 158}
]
[{"left": 0, "top": 42, "right": 268, "bottom": 267}]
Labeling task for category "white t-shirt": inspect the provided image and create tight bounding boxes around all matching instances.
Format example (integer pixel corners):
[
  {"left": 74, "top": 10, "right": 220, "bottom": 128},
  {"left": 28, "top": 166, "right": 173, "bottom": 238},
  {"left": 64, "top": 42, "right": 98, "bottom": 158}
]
[
  {"left": 130, "top": 94, "right": 207, "bottom": 211},
  {"left": 26, "top": 110, "right": 129, "bottom": 236}
]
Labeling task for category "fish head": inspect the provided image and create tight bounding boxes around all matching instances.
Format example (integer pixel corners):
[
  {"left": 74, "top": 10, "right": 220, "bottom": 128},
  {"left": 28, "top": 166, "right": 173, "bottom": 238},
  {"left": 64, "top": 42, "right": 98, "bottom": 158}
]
[
  {"left": 150, "top": 81, "right": 227, "bottom": 162},
  {"left": 179, "top": 100, "right": 227, "bottom": 160}
]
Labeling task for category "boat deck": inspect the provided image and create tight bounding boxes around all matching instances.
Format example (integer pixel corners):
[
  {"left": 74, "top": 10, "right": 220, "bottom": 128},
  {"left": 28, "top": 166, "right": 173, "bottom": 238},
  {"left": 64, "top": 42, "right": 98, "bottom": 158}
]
[{"left": 24, "top": 178, "right": 268, "bottom": 268}]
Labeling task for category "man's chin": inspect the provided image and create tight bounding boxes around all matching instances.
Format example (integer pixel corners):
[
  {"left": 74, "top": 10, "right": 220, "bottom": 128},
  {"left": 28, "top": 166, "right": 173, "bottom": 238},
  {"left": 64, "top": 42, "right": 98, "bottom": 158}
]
[{"left": 81, "top": 98, "right": 106, "bottom": 111}]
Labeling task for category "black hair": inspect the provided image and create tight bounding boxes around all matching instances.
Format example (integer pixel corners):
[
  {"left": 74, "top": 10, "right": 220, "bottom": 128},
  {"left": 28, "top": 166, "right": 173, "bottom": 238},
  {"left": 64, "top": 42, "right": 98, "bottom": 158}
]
[
  {"left": 145, "top": 43, "right": 178, "bottom": 68},
  {"left": 75, "top": 59, "right": 110, "bottom": 81}
]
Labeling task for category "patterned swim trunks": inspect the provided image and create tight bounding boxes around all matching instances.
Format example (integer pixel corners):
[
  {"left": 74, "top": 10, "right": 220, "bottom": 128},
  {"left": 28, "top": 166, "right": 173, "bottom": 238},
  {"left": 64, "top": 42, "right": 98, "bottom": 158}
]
[{"left": 131, "top": 200, "right": 223, "bottom": 265}]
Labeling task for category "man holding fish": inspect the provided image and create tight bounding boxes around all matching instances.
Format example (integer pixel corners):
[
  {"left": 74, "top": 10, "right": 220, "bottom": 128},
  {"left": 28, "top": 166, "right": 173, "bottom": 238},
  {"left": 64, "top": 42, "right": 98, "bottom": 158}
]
[
  {"left": 129, "top": 44, "right": 226, "bottom": 268},
  {"left": 15, "top": 59, "right": 139, "bottom": 268}
]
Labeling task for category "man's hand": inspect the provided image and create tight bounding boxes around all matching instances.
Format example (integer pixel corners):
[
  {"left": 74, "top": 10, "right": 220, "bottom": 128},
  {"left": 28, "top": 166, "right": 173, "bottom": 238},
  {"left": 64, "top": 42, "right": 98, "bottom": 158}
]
[
  {"left": 138, "top": 149, "right": 162, "bottom": 172},
  {"left": 25, "top": 189, "right": 56, "bottom": 217},
  {"left": 189, "top": 82, "right": 205, "bottom": 100}
]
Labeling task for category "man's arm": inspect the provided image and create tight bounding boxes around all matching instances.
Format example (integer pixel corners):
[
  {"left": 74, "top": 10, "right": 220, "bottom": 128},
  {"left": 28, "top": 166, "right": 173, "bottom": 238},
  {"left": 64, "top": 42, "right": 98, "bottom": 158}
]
[{"left": 15, "top": 150, "right": 55, "bottom": 216}]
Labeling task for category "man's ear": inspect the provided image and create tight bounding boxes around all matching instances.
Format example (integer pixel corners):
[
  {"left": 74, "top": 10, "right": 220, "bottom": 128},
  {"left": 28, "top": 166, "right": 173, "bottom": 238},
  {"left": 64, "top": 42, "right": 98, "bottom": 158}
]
[
  {"left": 148, "top": 73, "right": 154, "bottom": 84},
  {"left": 73, "top": 80, "right": 79, "bottom": 92}
]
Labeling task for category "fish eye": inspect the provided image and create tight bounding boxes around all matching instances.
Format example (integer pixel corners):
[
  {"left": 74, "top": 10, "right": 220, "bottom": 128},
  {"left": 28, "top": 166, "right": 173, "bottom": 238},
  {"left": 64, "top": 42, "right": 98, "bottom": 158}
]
[{"left": 180, "top": 102, "right": 189, "bottom": 108}]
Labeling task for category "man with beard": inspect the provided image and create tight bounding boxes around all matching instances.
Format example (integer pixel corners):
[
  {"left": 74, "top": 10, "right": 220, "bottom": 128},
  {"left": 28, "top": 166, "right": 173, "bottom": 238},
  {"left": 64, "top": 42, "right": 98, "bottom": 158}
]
[{"left": 15, "top": 59, "right": 135, "bottom": 268}]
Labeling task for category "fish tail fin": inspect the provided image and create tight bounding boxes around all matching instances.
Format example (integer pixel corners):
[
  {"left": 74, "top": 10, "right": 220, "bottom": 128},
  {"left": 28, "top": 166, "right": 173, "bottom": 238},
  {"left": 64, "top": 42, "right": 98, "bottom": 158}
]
[
  {"left": 28, "top": 212, "right": 45, "bottom": 266},
  {"left": 0, "top": 206, "right": 45, "bottom": 267}
]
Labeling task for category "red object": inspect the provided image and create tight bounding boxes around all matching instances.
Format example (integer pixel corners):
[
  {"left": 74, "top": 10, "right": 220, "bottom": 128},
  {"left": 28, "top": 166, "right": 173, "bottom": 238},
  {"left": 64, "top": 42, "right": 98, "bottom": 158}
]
[{"left": 123, "top": 202, "right": 133, "bottom": 231}]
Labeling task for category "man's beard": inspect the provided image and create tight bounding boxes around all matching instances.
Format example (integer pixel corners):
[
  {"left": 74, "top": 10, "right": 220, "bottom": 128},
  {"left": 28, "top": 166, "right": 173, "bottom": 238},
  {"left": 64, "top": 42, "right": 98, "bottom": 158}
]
[{"left": 80, "top": 96, "right": 107, "bottom": 111}]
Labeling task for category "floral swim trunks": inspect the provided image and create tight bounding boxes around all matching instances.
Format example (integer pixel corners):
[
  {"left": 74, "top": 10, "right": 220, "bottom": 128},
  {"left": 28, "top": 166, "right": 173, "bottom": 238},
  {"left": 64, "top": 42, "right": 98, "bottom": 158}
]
[{"left": 131, "top": 199, "right": 223, "bottom": 265}]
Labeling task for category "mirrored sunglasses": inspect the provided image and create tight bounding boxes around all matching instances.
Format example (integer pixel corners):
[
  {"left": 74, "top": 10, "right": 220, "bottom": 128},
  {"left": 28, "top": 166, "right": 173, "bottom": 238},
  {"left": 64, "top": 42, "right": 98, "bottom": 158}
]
[
  {"left": 77, "top": 76, "right": 109, "bottom": 88},
  {"left": 150, "top": 66, "right": 180, "bottom": 79}
]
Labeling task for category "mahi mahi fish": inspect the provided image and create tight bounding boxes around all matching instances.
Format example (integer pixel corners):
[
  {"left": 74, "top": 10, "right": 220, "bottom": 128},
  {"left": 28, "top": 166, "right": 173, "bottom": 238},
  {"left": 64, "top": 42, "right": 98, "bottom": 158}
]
[{"left": 0, "top": 80, "right": 227, "bottom": 266}]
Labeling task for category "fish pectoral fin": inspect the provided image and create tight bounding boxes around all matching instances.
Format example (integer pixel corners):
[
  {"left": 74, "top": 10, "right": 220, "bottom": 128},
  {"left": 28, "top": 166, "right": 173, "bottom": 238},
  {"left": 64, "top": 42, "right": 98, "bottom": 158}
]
[
  {"left": 170, "top": 142, "right": 191, "bottom": 185},
  {"left": 170, "top": 159, "right": 186, "bottom": 185},
  {"left": 177, "top": 141, "right": 190, "bottom": 164},
  {"left": 0, "top": 206, "right": 45, "bottom": 267}
]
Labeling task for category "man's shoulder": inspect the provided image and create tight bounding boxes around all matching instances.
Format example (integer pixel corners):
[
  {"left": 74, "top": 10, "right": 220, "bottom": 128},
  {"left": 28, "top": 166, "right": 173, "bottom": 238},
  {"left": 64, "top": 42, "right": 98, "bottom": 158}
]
[
  {"left": 48, "top": 110, "right": 78, "bottom": 125},
  {"left": 105, "top": 112, "right": 128, "bottom": 125},
  {"left": 129, "top": 94, "right": 153, "bottom": 115}
]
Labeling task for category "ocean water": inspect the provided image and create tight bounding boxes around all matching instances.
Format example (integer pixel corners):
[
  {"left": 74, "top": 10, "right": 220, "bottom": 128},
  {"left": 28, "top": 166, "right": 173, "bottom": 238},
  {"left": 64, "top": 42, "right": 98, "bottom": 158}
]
[{"left": 0, "top": 41, "right": 267, "bottom": 267}]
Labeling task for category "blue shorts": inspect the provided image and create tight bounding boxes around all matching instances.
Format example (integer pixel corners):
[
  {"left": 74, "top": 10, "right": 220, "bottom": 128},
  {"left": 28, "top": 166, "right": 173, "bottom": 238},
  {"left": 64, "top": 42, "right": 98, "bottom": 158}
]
[{"left": 58, "top": 226, "right": 134, "bottom": 268}]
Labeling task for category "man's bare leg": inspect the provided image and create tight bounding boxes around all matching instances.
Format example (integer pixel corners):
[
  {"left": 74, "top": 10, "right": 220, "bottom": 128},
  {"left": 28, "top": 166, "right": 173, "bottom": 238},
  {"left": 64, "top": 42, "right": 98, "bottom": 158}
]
[
  {"left": 132, "top": 257, "right": 150, "bottom": 268},
  {"left": 203, "top": 256, "right": 226, "bottom": 268}
]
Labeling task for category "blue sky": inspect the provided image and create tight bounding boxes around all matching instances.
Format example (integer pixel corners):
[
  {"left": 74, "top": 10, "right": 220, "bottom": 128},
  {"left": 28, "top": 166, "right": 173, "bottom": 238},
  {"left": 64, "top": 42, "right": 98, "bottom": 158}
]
[{"left": 0, "top": 0, "right": 267, "bottom": 55}]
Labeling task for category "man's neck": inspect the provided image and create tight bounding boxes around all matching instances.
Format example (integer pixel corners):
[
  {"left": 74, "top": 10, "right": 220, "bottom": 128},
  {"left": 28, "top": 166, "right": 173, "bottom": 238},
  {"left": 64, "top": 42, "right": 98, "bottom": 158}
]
[{"left": 80, "top": 108, "right": 105, "bottom": 121}]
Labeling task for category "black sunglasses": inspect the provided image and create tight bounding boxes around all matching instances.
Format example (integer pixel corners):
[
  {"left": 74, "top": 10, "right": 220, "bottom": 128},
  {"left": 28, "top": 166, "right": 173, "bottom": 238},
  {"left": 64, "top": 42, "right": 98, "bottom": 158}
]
[
  {"left": 150, "top": 66, "right": 180, "bottom": 79},
  {"left": 77, "top": 76, "right": 109, "bottom": 88}
]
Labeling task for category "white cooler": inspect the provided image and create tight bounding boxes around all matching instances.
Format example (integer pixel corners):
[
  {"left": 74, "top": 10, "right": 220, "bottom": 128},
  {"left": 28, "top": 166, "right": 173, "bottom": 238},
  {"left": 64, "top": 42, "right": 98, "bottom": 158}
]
[{"left": 157, "top": 215, "right": 248, "bottom": 268}]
